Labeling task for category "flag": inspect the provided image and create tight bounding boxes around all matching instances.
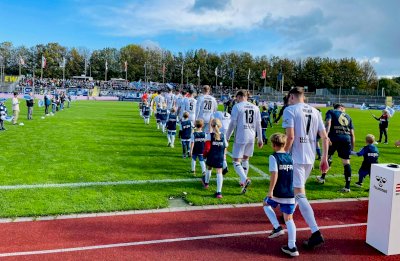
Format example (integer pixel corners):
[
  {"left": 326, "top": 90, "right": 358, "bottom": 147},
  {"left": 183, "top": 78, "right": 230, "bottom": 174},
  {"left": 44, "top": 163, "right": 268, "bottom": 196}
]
[
  {"left": 19, "top": 56, "right": 25, "bottom": 66},
  {"left": 261, "top": 69, "right": 266, "bottom": 79},
  {"left": 105, "top": 60, "right": 108, "bottom": 71},
  {"left": 41, "top": 55, "right": 46, "bottom": 69},
  {"left": 247, "top": 68, "right": 251, "bottom": 80},
  {"left": 215, "top": 66, "right": 218, "bottom": 76},
  {"left": 197, "top": 67, "right": 200, "bottom": 78},
  {"left": 386, "top": 106, "right": 395, "bottom": 117},
  {"left": 60, "top": 57, "right": 66, "bottom": 68},
  {"left": 277, "top": 71, "right": 283, "bottom": 81},
  {"left": 124, "top": 61, "right": 128, "bottom": 72}
]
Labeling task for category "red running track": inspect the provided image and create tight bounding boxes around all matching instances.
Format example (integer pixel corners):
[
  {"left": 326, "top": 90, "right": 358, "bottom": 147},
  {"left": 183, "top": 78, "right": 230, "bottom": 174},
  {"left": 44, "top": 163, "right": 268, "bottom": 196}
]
[{"left": 0, "top": 199, "right": 398, "bottom": 260}]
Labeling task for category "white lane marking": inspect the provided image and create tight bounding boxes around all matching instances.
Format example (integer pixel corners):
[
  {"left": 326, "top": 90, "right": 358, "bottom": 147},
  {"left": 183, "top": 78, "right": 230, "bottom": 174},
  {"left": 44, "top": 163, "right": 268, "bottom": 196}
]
[
  {"left": 0, "top": 222, "right": 367, "bottom": 257},
  {"left": 226, "top": 152, "right": 269, "bottom": 178}
]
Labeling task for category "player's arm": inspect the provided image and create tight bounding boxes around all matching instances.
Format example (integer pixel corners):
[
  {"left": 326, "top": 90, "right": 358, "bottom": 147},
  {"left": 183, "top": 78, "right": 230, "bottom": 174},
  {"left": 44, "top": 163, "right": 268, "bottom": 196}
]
[
  {"left": 318, "top": 113, "right": 330, "bottom": 173},
  {"left": 189, "top": 134, "right": 194, "bottom": 156},
  {"left": 284, "top": 127, "right": 294, "bottom": 152},
  {"left": 255, "top": 110, "right": 263, "bottom": 148},
  {"left": 267, "top": 155, "right": 278, "bottom": 198},
  {"left": 350, "top": 129, "right": 355, "bottom": 150}
]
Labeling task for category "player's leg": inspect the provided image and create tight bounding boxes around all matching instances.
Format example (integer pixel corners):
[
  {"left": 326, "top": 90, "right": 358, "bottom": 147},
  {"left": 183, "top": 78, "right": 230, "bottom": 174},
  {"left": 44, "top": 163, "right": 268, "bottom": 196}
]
[
  {"left": 222, "top": 148, "right": 228, "bottom": 175},
  {"left": 191, "top": 154, "right": 197, "bottom": 174},
  {"left": 383, "top": 127, "right": 388, "bottom": 144},
  {"left": 338, "top": 142, "right": 352, "bottom": 192},
  {"left": 199, "top": 155, "right": 206, "bottom": 175},
  {"left": 294, "top": 164, "right": 324, "bottom": 249},
  {"left": 317, "top": 144, "right": 335, "bottom": 183},
  {"left": 170, "top": 131, "right": 176, "bottom": 148},
  {"left": 262, "top": 198, "right": 283, "bottom": 238},
  {"left": 378, "top": 126, "right": 383, "bottom": 142},
  {"left": 167, "top": 131, "right": 171, "bottom": 146},
  {"left": 232, "top": 143, "right": 246, "bottom": 184},
  {"left": 215, "top": 168, "right": 223, "bottom": 198},
  {"left": 281, "top": 210, "right": 299, "bottom": 257}
]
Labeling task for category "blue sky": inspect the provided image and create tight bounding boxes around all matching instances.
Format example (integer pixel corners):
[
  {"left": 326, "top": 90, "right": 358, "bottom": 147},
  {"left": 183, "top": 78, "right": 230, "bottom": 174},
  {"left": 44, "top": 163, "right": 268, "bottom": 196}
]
[{"left": 1, "top": 0, "right": 399, "bottom": 76}]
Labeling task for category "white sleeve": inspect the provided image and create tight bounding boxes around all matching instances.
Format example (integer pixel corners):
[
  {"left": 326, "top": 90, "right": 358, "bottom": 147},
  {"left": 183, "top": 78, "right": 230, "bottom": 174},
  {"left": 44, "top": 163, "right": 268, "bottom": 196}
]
[
  {"left": 255, "top": 108, "right": 263, "bottom": 143},
  {"left": 269, "top": 155, "right": 278, "bottom": 172},
  {"left": 282, "top": 107, "right": 294, "bottom": 129},
  {"left": 225, "top": 105, "right": 238, "bottom": 141},
  {"left": 223, "top": 136, "right": 229, "bottom": 148}
]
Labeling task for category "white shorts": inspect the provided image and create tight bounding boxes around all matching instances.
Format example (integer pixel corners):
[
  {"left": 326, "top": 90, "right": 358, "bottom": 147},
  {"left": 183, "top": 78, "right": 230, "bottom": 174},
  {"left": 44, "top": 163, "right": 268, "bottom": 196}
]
[
  {"left": 293, "top": 163, "right": 313, "bottom": 188},
  {"left": 232, "top": 143, "right": 254, "bottom": 159}
]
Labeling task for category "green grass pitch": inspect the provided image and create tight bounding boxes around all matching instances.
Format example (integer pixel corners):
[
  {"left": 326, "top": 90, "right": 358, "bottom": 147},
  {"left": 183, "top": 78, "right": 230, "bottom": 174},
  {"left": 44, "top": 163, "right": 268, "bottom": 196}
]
[{"left": 0, "top": 100, "right": 397, "bottom": 218}]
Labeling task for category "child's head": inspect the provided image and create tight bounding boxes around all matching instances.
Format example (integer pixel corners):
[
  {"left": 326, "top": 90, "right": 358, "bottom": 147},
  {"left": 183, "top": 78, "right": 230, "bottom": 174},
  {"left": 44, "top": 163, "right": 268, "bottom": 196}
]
[
  {"left": 366, "top": 134, "right": 375, "bottom": 144},
  {"left": 170, "top": 107, "right": 176, "bottom": 113},
  {"left": 195, "top": 119, "right": 204, "bottom": 130},
  {"left": 270, "top": 133, "right": 287, "bottom": 151},
  {"left": 183, "top": 111, "right": 189, "bottom": 119},
  {"left": 162, "top": 102, "right": 167, "bottom": 109},
  {"left": 210, "top": 118, "right": 222, "bottom": 140},
  {"left": 262, "top": 106, "right": 267, "bottom": 111}
]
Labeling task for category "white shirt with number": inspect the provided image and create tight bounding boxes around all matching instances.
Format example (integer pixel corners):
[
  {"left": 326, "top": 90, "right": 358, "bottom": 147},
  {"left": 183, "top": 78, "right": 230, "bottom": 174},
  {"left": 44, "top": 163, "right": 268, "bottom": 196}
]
[
  {"left": 226, "top": 101, "right": 262, "bottom": 144},
  {"left": 211, "top": 111, "right": 231, "bottom": 134},
  {"left": 196, "top": 94, "right": 217, "bottom": 124},
  {"left": 282, "top": 102, "right": 325, "bottom": 164},
  {"left": 154, "top": 95, "right": 165, "bottom": 108},
  {"left": 182, "top": 97, "right": 197, "bottom": 122},
  {"left": 164, "top": 92, "right": 175, "bottom": 110}
]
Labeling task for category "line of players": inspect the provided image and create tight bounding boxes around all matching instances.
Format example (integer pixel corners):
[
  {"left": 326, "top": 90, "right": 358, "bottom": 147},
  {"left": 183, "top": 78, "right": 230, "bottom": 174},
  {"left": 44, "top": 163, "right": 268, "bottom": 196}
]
[{"left": 138, "top": 86, "right": 381, "bottom": 257}]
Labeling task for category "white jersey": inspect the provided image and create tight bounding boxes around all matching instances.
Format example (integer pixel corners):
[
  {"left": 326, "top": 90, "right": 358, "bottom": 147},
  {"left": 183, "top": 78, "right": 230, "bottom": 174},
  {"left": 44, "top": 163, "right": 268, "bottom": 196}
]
[
  {"left": 226, "top": 101, "right": 262, "bottom": 144},
  {"left": 175, "top": 94, "right": 184, "bottom": 117},
  {"left": 154, "top": 95, "right": 165, "bottom": 108},
  {"left": 211, "top": 111, "right": 231, "bottom": 134},
  {"left": 282, "top": 102, "right": 325, "bottom": 164},
  {"left": 164, "top": 92, "right": 175, "bottom": 110},
  {"left": 196, "top": 94, "right": 217, "bottom": 124},
  {"left": 182, "top": 97, "right": 197, "bottom": 122}
]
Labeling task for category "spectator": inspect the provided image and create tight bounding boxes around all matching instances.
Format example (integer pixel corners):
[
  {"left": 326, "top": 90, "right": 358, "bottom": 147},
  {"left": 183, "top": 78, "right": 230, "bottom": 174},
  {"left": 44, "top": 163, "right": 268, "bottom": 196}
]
[
  {"left": 26, "top": 92, "right": 34, "bottom": 120},
  {"left": 12, "top": 92, "right": 20, "bottom": 125}
]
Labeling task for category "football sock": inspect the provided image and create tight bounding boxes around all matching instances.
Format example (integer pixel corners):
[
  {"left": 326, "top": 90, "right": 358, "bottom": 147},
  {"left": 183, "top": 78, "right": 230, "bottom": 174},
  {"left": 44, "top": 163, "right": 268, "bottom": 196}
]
[
  {"left": 223, "top": 160, "right": 227, "bottom": 169},
  {"left": 191, "top": 159, "right": 196, "bottom": 171},
  {"left": 216, "top": 173, "right": 223, "bottom": 193},
  {"left": 205, "top": 169, "right": 212, "bottom": 183},
  {"left": 242, "top": 160, "right": 249, "bottom": 176},
  {"left": 167, "top": 135, "right": 171, "bottom": 144},
  {"left": 263, "top": 205, "right": 279, "bottom": 229},
  {"left": 171, "top": 135, "right": 175, "bottom": 145},
  {"left": 295, "top": 193, "right": 319, "bottom": 233},
  {"left": 157, "top": 123, "right": 160, "bottom": 129},
  {"left": 200, "top": 161, "right": 206, "bottom": 173},
  {"left": 344, "top": 164, "right": 351, "bottom": 189},
  {"left": 285, "top": 219, "right": 296, "bottom": 249},
  {"left": 233, "top": 162, "right": 247, "bottom": 184}
]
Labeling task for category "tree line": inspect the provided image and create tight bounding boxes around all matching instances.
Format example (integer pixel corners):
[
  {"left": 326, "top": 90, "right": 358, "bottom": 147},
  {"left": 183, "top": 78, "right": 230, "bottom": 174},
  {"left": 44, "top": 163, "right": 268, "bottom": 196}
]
[{"left": 0, "top": 41, "right": 394, "bottom": 94}]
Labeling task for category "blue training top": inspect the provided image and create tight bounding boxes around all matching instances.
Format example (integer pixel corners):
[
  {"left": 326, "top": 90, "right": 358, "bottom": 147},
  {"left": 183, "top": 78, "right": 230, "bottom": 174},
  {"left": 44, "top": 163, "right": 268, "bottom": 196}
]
[
  {"left": 180, "top": 120, "right": 192, "bottom": 139},
  {"left": 207, "top": 133, "right": 226, "bottom": 163},
  {"left": 261, "top": 111, "right": 270, "bottom": 128},
  {"left": 159, "top": 109, "right": 168, "bottom": 122},
  {"left": 271, "top": 152, "right": 294, "bottom": 199},
  {"left": 325, "top": 109, "right": 354, "bottom": 142},
  {"left": 357, "top": 144, "right": 379, "bottom": 171},
  {"left": 192, "top": 132, "right": 206, "bottom": 155},
  {"left": 166, "top": 113, "right": 177, "bottom": 131},
  {"left": 142, "top": 106, "right": 151, "bottom": 117}
]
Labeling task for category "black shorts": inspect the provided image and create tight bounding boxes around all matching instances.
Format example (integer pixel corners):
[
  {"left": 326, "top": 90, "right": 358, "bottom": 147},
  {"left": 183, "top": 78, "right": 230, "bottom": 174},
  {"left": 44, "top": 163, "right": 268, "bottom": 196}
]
[
  {"left": 328, "top": 140, "right": 351, "bottom": 160},
  {"left": 206, "top": 156, "right": 223, "bottom": 169}
]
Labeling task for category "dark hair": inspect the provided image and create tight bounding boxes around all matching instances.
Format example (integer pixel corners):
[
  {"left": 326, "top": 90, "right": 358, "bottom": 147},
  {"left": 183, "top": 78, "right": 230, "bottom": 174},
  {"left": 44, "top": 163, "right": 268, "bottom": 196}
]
[
  {"left": 288, "top": 87, "right": 304, "bottom": 97},
  {"left": 235, "top": 89, "right": 248, "bottom": 98},
  {"left": 262, "top": 106, "right": 267, "bottom": 111},
  {"left": 13, "top": 92, "right": 18, "bottom": 96},
  {"left": 188, "top": 89, "right": 194, "bottom": 95},
  {"left": 334, "top": 103, "right": 344, "bottom": 109}
]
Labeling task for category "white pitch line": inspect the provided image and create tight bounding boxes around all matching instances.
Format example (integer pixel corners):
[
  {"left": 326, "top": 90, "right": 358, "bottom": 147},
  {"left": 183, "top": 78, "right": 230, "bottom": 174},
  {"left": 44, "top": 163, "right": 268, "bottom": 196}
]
[
  {"left": 0, "top": 177, "right": 268, "bottom": 191},
  {"left": 226, "top": 152, "right": 269, "bottom": 178},
  {"left": 0, "top": 222, "right": 367, "bottom": 257}
]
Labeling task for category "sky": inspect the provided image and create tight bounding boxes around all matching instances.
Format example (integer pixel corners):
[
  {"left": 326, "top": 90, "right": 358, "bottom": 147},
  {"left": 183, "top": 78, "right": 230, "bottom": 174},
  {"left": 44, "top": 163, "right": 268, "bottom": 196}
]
[{"left": 1, "top": 0, "right": 399, "bottom": 77}]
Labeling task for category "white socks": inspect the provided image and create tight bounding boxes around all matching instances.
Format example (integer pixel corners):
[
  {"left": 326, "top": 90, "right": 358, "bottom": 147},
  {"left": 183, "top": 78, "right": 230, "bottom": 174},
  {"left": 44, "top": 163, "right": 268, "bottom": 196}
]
[
  {"left": 296, "top": 194, "right": 319, "bottom": 233},
  {"left": 171, "top": 135, "right": 175, "bottom": 145},
  {"left": 242, "top": 160, "right": 249, "bottom": 176},
  {"left": 263, "top": 205, "right": 279, "bottom": 229},
  {"left": 191, "top": 159, "right": 196, "bottom": 171},
  {"left": 233, "top": 162, "right": 247, "bottom": 184},
  {"left": 200, "top": 161, "right": 206, "bottom": 173},
  {"left": 216, "top": 173, "right": 223, "bottom": 193},
  {"left": 205, "top": 169, "right": 212, "bottom": 183},
  {"left": 285, "top": 219, "right": 296, "bottom": 249},
  {"left": 167, "top": 135, "right": 171, "bottom": 144}
]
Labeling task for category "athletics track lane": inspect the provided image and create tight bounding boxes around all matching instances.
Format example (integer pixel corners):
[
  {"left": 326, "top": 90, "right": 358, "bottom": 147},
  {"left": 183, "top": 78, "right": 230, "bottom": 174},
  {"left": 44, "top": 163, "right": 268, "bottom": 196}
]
[{"left": 0, "top": 199, "right": 398, "bottom": 260}]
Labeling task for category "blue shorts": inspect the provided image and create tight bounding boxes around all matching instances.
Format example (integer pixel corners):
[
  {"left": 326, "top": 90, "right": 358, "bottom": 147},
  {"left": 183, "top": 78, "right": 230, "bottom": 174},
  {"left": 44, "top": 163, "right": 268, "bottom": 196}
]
[
  {"left": 167, "top": 131, "right": 176, "bottom": 136},
  {"left": 328, "top": 140, "right": 351, "bottom": 160},
  {"left": 358, "top": 168, "right": 370, "bottom": 176},
  {"left": 264, "top": 197, "right": 295, "bottom": 215},
  {"left": 192, "top": 154, "right": 204, "bottom": 161}
]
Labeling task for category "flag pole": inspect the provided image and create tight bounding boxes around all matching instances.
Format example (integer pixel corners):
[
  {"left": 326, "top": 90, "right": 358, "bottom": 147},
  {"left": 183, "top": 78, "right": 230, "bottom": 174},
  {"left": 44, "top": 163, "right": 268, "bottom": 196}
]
[
  {"left": 231, "top": 69, "right": 234, "bottom": 94},
  {"left": 215, "top": 67, "right": 218, "bottom": 95},
  {"left": 181, "top": 63, "right": 184, "bottom": 87}
]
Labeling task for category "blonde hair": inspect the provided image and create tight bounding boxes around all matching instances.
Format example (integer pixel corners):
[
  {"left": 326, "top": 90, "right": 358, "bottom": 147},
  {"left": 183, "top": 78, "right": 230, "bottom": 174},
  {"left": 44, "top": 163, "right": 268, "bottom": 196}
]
[
  {"left": 162, "top": 102, "right": 167, "bottom": 109},
  {"left": 203, "top": 85, "right": 210, "bottom": 93},
  {"left": 170, "top": 107, "right": 176, "bottom": 113},
  {"left": 270, "top": 133, "right": 287, "bottom": 148},
  {"left": 210, "top": 118, "right": 222, "bottom": 141},
  {"left": 366, "top": 134, "right": 375, "bottom": 144},
  {"left": 183, "top": 111, "right": 189, "bottom": 119}
]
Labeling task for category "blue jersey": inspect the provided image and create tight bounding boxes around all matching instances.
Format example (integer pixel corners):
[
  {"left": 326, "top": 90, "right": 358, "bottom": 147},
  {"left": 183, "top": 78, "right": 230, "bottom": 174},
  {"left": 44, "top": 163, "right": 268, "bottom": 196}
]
[
  {"left": 271, "top": 152, "right": 294, "bottom": 199},
  {"left": 142, "top": 106, "right": 151, "bottom": 117},
  {"left": 357, "top": 144, "right": 379, "bottom": 171},
  {"left": 180, "top": 120, "right": 192, "bottom": 140},
  {"left": 166, "top": 113, "right": 177, "bottom": 131},
  {"left": 325, "top": 109, "right": 353, "bottom": 142},
  {"left": 261, "top": 111, "right": 270, "bottom": 128},
  {"left": 206, "top": 133, "right": 226, "bottom": 168},
  {"left": 192, "top": 132, "right": 206, "bottom": 155},
  {"left": 159, "top": 109, "right": 168, "bottom": 122}
]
